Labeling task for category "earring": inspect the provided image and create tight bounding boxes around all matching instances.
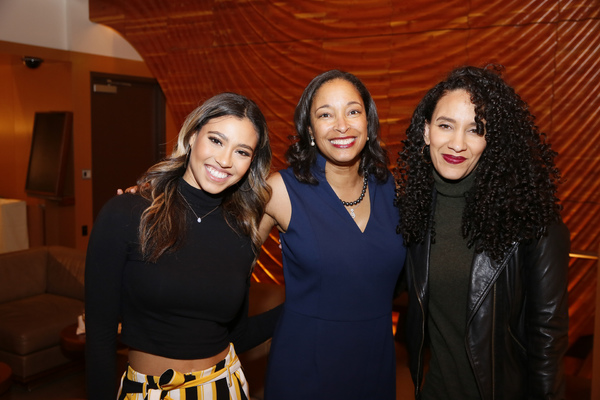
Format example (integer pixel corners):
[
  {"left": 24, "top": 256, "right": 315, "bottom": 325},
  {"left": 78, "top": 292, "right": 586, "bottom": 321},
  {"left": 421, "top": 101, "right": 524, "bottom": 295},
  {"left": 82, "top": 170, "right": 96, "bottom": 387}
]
[
  {"left": 420, "top": 144, "right": 431, "bottom": 164},
  {"left": 310, "top": 136, "right": 315, "bottom": 147}
]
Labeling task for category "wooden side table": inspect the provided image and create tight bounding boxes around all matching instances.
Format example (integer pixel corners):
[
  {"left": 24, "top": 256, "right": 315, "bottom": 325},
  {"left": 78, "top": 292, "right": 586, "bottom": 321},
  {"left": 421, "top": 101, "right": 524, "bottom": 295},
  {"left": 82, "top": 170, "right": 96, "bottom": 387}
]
[
  {"left": 0, "top": 361, "right": 12, "bottom": 394},
  {"left": 60, "top": 323, "right": 86, "bottom": 357}
]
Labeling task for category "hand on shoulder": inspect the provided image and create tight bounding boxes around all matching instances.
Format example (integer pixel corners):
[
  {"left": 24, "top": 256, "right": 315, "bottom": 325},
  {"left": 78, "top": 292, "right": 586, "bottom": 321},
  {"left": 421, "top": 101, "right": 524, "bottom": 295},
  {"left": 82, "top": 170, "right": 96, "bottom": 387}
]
[{"left": 116, "top": 185, "right": 138, "bottom": 195}]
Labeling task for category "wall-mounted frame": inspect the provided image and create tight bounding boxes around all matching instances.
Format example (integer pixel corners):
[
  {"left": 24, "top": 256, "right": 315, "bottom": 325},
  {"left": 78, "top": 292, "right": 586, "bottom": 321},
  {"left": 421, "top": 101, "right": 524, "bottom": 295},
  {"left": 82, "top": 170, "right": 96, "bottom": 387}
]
[{"left": 25, "top": 111, "right": 74, "bottom": 202}]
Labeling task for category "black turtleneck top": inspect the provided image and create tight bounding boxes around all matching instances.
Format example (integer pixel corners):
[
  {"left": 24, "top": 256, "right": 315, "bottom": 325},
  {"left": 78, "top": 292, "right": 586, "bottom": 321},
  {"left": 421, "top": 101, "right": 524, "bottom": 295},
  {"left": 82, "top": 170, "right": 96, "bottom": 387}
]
[
  {"left": 422, "top": 170, "right": 480, "bottom": 400},
  {"left": 85, "top": 178, "right": 281, "bottom": 400}
]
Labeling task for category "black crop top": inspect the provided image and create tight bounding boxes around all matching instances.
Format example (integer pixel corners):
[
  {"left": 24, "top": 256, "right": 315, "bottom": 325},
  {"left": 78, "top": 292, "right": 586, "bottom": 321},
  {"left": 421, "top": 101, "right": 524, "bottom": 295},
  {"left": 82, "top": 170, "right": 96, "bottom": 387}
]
[{"left": 85, "top": 178, "right": 281, "bottom": 399}]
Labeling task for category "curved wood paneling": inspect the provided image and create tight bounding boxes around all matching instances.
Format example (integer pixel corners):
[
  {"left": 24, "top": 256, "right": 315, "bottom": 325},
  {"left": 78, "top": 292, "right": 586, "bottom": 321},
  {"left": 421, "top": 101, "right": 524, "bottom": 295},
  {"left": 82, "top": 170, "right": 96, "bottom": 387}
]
[{"left": 90, "top": 0, "right": 600, "bottom": 350}]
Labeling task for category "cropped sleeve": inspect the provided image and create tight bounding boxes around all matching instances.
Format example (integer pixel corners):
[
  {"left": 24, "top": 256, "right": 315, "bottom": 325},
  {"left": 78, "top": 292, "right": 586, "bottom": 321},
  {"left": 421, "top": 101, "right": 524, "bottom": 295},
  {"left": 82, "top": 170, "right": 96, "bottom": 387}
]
[{"left": 84, "top": 194, "right": 143, "bottom": 400}]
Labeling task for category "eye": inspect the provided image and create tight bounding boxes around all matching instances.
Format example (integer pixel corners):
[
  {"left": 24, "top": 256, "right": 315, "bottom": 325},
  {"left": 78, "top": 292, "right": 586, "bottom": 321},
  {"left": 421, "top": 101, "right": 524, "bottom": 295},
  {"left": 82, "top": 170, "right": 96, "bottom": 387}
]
[
  {"left": 209, "top": 136, "right": 223, "bottom": 146},
  {"left": 349, "top": 109, "right": 361, "bottom": 115},
  {"left": 467, "top": 125, "right": 482, "bottom": 135},
  {"left": 318, "top": 112, "right": 331, "bottom": 118},
  {"left": 236, "top": 149, "right": 253, "bottom": 158},
  {"left": 438, "top": 123, "right": 451, "bottom": 130}
]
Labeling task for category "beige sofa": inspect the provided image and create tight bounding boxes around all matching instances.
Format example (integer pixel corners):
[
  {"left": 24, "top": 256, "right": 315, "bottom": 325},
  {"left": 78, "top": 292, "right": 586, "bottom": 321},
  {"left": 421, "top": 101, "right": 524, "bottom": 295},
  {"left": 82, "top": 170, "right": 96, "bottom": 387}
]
[{"left": 0, "top": 246, "right": 85, "bottom": 382}]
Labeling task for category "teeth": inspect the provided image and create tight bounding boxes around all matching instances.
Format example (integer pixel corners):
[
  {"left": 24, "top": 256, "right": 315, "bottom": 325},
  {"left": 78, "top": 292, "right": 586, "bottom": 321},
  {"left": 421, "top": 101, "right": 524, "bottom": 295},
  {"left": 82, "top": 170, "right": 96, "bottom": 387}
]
[
  {"left": 207, "top": 166, "right": 228, "bottom": 179},
  {"left": 330, "top": 138, "right": 355, "bottom": 145}
]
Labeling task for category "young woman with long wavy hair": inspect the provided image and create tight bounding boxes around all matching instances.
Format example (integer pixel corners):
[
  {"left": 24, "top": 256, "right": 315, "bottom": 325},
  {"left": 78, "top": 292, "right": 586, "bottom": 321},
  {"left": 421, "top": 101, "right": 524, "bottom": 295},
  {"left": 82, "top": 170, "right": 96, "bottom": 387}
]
[{"left": 85, "top": 92, "right": 281, "bottom": 400}]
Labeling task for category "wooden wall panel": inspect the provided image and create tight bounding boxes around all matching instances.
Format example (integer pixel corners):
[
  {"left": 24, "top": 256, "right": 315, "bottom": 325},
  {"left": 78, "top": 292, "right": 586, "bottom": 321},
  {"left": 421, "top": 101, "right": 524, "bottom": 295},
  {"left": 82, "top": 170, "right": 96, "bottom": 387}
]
[
  {"left": 553, "top": 18, "right": 600, "bottom": 252},
  {"left": 89, "top": 0, "right": 600, "bottom": 350},
  {"left": 561, "top": 0, "right": 600, "bottom": 20},
  {"left": 552, "top": 17, "right": 600, "bottom": 341},
  {"left": 469, "top": 0, "right": 559, "bottom": 26}
]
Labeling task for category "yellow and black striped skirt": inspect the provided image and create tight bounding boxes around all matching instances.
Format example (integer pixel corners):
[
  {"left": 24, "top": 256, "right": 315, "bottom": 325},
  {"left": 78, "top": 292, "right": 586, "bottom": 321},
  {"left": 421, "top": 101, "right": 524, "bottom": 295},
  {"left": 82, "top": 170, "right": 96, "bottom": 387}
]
[{"left": 117, "top": 343, "right": 249, "bottom": 400}]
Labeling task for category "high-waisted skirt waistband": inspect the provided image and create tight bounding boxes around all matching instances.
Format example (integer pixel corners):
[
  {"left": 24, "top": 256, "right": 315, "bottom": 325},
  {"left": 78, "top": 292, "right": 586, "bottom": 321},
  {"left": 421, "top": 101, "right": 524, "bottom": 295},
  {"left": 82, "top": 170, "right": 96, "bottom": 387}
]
[{"left": 117, "top": 343, "right": 249, "bottom": 400}]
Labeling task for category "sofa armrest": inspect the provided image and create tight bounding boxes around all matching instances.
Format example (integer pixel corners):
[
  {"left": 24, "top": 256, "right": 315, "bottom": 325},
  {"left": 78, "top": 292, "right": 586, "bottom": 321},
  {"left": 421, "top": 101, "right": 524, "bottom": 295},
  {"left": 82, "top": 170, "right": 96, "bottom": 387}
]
[
  {"left": 0, "top": 248, "right": 48, "bottom": 303},
  {"left": 46, "top": 246, "right": 86, "bottom": 301}
]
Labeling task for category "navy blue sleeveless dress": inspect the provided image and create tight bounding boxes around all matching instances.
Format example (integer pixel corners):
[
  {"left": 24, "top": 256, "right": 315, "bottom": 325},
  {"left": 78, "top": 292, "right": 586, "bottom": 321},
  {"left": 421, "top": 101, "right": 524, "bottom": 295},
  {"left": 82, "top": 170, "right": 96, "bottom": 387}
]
[{"left": 264, "top": 155, "right": 406, "bottom": 399}]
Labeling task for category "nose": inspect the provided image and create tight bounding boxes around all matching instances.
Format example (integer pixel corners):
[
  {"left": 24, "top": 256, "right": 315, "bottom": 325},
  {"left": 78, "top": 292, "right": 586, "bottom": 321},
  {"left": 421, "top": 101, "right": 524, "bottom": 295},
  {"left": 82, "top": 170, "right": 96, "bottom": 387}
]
[
  {"left": 335, "top": 116, "right": 349, "bottom": 133},
  {"left": 215, "top": 149, "right": 233, "bottom": 168},
  {"left": 447, "top": 132, "right": 466, "bottom": 152}
]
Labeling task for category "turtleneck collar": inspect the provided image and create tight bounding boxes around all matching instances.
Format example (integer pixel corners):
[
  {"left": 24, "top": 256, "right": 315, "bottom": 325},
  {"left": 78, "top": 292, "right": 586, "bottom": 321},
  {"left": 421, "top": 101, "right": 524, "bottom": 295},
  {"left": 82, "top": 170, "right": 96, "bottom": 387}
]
[
  {"left": 433, "top": 168, "right": 476, "bottom": 198},
  {"left": 178, "top": 177, "right": 223, "bottom": 210}
]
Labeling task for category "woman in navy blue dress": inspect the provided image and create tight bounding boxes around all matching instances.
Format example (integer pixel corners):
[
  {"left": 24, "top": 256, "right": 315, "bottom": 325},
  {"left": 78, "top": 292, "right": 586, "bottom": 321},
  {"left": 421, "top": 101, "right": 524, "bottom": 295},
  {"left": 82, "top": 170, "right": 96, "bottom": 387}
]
[{"left": 259, "top": 70, "right": 406, "bottom": 399}]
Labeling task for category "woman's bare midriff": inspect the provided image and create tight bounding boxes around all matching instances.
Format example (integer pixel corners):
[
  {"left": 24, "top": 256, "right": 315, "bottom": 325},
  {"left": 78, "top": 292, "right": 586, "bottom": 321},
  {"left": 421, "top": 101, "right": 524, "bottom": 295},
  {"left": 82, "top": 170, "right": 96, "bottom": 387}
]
[{"left": 128, "top": 346, "right": 230, "bottom": 376}]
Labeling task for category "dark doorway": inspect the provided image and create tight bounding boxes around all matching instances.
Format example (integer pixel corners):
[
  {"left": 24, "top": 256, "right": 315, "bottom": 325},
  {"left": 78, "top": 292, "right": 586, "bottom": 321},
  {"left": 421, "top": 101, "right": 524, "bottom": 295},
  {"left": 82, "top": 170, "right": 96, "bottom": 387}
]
[{"left": 90, "top": 73, "right": 166, "bottom": 220}]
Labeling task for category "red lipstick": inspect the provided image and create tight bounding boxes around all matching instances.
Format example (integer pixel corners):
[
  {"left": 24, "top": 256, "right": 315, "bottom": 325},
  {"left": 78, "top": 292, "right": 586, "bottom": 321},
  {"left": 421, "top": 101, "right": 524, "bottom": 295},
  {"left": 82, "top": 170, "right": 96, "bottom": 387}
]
[
  {"left": 329, "top": 136, "right": 356, "bottom": 149},
  {"left": 442, "top": 154, "right": 466, "bottom": 164}
]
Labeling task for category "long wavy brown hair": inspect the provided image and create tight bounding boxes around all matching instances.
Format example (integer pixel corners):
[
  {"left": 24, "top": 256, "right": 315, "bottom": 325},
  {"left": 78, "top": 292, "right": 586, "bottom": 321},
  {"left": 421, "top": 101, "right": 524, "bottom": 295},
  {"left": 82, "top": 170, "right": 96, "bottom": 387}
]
[
  {"left": 395, "top": 65, "right": 562, "bottom": 261},
  {"left": 137, "top": 92, "right": 272, "bottom": 262}
]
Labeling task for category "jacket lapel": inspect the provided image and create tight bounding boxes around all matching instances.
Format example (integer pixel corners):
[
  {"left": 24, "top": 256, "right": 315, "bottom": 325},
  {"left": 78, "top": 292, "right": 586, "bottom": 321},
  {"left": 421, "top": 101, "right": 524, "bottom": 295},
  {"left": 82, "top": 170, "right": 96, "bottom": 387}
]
[{"left": 466, "top": 243, "right": 519, "bottom": 320}]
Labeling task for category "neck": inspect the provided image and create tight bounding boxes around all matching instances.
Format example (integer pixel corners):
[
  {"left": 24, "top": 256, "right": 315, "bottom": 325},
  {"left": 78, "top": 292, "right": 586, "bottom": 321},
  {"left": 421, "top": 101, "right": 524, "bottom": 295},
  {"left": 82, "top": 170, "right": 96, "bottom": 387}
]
[
  {"left": 325, "top": 161, "right": 362, "bottom": 187},
  {"left": 433, "top": 169, "right": 476, "bottom": 198},
  {"left": 324, "top": 161, "right": 367, "bottom": 207}
]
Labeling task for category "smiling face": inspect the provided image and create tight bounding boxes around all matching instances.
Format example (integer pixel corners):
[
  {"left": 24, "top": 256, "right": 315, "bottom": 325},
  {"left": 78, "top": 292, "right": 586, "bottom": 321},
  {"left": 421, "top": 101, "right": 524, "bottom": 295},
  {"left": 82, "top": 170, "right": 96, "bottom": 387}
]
[
  {"left": 309, "top": 78, "right": 368, "bottom": 167},
  {"left": 424, "top": 89, "right": 487, "bottom": 181},
  {"left": 183, "top": 115, "right": 258, "bottom": 194}
]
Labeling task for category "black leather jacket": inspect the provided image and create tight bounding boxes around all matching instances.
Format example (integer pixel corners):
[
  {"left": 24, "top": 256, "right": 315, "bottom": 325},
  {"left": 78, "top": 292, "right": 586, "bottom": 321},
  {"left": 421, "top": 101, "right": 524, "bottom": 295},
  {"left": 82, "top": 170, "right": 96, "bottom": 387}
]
[{"left": 405, "top": 199, "right": 570, "bottom": 400}]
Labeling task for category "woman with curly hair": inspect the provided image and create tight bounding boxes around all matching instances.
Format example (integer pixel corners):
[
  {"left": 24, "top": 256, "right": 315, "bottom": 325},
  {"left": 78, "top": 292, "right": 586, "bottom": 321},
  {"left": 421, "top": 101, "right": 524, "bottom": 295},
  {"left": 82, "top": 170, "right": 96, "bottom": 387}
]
[
  {"left": 85, "top": 92, "right": 281, "bottom": 400},
  {"left": 395, "top": 65, "right": 570, "bottom": 400},
  {"left": 259, "top": 70, "right": 406, "bottom": 399}
]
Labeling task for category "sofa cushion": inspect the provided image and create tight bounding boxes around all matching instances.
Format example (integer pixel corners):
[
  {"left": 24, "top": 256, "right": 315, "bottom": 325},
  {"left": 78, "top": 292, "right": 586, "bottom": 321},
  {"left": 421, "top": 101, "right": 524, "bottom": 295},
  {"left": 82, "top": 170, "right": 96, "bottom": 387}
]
[
  {"left": 0, "top": 248, "right": 48, "bottom": 303},
  {"left": 46, "top": 246, "right": 86, "bottom": 301},
  {"left": 0, "top": 293, "right": 83, "bottom": 355},
  {"left": 0, "top": 345, "right": 73, "bottom": 381}
]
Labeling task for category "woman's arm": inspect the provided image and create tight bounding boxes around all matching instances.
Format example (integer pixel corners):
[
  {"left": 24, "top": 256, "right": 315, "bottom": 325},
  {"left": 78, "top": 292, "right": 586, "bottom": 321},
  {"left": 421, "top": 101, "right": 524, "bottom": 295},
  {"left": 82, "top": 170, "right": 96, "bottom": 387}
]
[
  {"left": 525, "top": 221, "right": 570, "bottom": 398},
  {"left": 258, "top": 172, "right": 292, "bottom": 243},
  {"left": 228, "top": 279, "right": 283, "bottom": 353},
  {"left": 230, "top": 172, "right": 291, "bottom": 351},
  {"left": 85, "top": 195, "right": 139, "bottom": 400}
]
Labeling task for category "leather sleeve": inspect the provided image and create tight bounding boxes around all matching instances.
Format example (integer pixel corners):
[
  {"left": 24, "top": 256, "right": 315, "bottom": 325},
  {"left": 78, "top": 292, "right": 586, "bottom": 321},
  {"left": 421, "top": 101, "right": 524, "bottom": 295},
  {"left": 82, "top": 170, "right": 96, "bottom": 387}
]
[{"left": 524, "top": 220, "right": 570, "bottom": 399}]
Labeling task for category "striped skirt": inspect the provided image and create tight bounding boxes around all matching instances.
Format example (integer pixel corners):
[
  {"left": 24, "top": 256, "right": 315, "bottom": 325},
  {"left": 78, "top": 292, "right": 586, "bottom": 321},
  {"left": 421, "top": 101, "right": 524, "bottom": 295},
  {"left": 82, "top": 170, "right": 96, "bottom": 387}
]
[{"left": 117, "top": 343, "right": 249, "bottom": 400}]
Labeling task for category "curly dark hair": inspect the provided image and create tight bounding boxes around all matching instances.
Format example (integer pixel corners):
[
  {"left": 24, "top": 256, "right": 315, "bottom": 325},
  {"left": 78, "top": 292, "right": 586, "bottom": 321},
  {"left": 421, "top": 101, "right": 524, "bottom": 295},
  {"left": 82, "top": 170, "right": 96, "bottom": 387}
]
[
  {"left": 395, "top": 65, "right": 562, "bottom": 261},
  {"left": 286, "top": 69, "right": 389, "bottom": 184}
]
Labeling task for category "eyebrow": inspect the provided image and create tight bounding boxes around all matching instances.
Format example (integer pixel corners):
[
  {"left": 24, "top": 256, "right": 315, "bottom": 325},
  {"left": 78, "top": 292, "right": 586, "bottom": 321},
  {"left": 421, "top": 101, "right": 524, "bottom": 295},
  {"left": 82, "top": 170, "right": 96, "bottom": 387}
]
[
  {"left": 434, "top": 116, "right": 456, "bottom": 124},
  {"left": 434, "top": 116, "right": 476, "bottom": 126},
  {"left": 315, "top": 100, "right": 363, "bottom": 112},
  {"left": 209, "top": 130, "right": 255, "bottom": 152}
]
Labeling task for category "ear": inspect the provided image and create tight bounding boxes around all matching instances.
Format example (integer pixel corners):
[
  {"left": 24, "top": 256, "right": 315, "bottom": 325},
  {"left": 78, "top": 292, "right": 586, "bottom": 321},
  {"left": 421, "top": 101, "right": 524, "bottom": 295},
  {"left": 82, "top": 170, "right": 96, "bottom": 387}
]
[
  {"left": 423, "top": 122, "right": 431, "bottom": 145},
  {"left": 188, "top": 132, "right": 198, "bottom": 150}
]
